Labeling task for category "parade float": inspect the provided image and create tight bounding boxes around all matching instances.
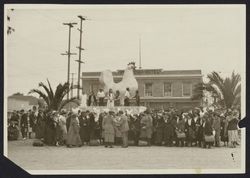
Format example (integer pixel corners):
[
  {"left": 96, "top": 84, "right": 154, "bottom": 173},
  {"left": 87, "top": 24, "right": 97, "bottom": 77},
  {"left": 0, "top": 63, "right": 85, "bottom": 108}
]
[{"left": 78, "top": 62, "right": 147, "bottom": 115}]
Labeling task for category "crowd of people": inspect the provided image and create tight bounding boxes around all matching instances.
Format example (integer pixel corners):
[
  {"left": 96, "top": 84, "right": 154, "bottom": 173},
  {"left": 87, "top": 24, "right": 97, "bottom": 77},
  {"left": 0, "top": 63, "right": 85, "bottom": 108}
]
[{"left": 8, "top": 105, "right": 241, "bottom": 149}]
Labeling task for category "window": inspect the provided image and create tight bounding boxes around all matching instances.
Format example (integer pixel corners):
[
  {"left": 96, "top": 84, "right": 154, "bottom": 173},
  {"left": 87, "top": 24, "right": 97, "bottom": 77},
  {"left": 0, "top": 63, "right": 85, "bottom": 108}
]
[
  {"left": 182, "top": 83, "right": 192, "bottom": 96},
  {"left": 144, "top": 83, "right": 153, "bottom": 96},
  {"left": 164, "top": 83, "right": 172, "bottom": 97}
]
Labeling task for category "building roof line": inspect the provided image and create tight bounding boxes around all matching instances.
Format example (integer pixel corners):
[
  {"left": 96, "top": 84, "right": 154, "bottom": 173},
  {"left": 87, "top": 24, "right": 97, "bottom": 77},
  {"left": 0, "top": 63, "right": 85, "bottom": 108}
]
[{"left": 81, "top": 74, "right": 203, "bottom": 79}]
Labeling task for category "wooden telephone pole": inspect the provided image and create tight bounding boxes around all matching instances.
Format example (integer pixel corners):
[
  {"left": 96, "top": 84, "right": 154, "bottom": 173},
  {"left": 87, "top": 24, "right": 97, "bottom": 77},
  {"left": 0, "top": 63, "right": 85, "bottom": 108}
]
[
  {"left": 70, "top": 73, "right": 76, "bottom": 99},
  {"left": 61, "top": 22, "right": 77, "bottom": 100},
  {"left": 76, "top": 16, "right": 87, "bottom": 99}
]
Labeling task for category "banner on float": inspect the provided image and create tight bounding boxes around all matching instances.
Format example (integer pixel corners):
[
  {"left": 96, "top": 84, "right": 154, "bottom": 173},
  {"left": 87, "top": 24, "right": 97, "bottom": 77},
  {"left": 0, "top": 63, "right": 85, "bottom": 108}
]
[{"left": 76, "top": 106, "right": 147, "bottom": 115}]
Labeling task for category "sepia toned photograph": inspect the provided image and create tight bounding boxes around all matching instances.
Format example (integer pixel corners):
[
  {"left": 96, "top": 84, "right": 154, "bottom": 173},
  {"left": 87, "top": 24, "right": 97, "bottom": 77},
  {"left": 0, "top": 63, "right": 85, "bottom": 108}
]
[{"left": 4, "top": 4, "right": 245, "bottom": 174}]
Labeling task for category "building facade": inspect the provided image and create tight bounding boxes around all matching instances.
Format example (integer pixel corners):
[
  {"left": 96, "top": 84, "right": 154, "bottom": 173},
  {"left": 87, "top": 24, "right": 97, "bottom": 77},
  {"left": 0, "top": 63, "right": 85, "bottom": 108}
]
[
  {"left": 81, "top": 69, "right": 203, "bottom": 110},
  {"left": 8, "top": 95, "right": 39, "bottom": 112}
]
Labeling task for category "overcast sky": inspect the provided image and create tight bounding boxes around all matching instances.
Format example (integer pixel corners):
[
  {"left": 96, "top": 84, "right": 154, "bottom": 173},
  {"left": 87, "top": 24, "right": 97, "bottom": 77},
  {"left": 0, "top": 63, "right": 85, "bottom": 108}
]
[{"left": 6, "top": 5, "right": 245, "bottom": 96}]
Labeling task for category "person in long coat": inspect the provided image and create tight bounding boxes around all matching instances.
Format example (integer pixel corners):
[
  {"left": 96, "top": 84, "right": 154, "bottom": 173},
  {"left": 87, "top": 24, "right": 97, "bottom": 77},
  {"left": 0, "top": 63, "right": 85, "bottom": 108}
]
[
  {"left": 227, "top": 110, "right": 239, "bottom": 148},
  {"left": 203, "top": 116, "right": 214, "bottom": 149},
  {"left": 44, "top": 111, "right": 57, "bottom": 146},
  {"left": 176, "top": 115, "right": 186, "bottom": 147},
  {"left": 35, "top": 110, "right": 45, "bottom": 140},
  {"left": 20, "top": 110, "right": 28, "bottom": 139},
  {"left": 102, "top": 111, "right": 115, "bottom": 148},
  {"left": 185, "top": 114, "right": 196, "bottom": 147},
  {"left": 130, "top": 114, "right": 141, "bottom": 146},
  {"left": 98, "top": 113, "right": 104, "bottom": 144},
  {"left": 154, "top": 114, "right": 165, "bottom": 146},
  {"left": 139, "top": 111, "right": 153, "bottom": 146},
  {"left": 113, "top": 113, "right": 122, "bottom": 145},
  {"left": 195, "top": 115, "right": 204, "bottom": 147},
  {"left": 163, "top": 113, "right": 175, "bottom": 146},
  {"left": 66, "top": 114, "right": 82, "bottom": 147},
  {"left": 79, "top": 111, "right": 90, "bottom": 145},
  {"left": 58, "top": 112, "right": 68, "bottom": 145},
  {"left": 221, "top": 115, "right": 229, "bottom": 146},
  {"left": 212, "top": 112, "right": 221, "bottom": 147},
  {"left": 119, "top": 111, "right": 129, "bottom": 148}
]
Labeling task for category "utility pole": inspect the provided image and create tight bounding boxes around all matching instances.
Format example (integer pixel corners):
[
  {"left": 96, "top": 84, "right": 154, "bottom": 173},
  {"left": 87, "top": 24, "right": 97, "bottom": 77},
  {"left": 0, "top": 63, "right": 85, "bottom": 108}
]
[
  {"left": 76, "top": 16, "right": 86, "bottom": 99},
  {"left": 139, "top": 36, "right": 142, "bottom": 69},
  {"left": 70, "top": 73, "right": 76, "bottom": 99},
  {"left": 61, "top": 22, "right": 77, "bottom": 100}
]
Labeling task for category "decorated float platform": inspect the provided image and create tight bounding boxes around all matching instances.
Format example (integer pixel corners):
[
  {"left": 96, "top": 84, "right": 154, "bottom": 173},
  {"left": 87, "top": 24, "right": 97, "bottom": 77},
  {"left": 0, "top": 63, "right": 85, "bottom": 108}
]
[{"left": 76, "top": 106, "right": 147, "bottom": 115}]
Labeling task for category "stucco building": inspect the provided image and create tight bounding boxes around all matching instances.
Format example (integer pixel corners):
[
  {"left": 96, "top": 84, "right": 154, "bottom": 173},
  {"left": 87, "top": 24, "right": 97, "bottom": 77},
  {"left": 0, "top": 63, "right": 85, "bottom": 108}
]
[{"left": 81, "top": 69, "right": 203, "bottom": 109}]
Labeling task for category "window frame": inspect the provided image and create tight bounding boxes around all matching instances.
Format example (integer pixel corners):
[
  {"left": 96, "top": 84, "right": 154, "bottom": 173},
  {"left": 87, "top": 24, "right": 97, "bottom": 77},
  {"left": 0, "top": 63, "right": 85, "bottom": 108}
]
[
  {"left": 144, "top": 83, "right": 153, "bottom": 97},
  {"left": 182, "top": 82, "right": 192, "bottom": 97},
  {"left": 163, "top": 82, "right": 173, "bottom": 97}
]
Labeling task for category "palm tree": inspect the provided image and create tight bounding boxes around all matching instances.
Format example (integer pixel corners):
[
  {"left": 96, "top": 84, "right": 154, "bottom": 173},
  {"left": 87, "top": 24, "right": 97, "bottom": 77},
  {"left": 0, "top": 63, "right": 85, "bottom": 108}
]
[
  {"left": 192, "top": 71, "right": 241, "bottom": 109},
  {"left": 29, "top": 79, "right": 79, "bottom": 111}
]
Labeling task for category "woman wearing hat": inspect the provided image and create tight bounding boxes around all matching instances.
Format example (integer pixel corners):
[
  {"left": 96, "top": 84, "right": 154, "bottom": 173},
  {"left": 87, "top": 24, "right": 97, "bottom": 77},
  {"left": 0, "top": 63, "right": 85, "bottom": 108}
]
[
  {"left": 139, "top": 111, "right": 153, "bottom": 146},
  {"left": 66, "top": 113, "right": 82, "bottom": 147},
  {"left": 102, "top": 111, "right": 115, "bottom": 148},
  {"left": 79, "top": 111, "right": 90, "bottom": 145},
  {"left": 227, "top": 110, "right": 239, "bottom": 148},
  {"left": 203, "top": 114, "right": 214, "bottom": 149},
  {"left": 221, "top": 113, "right": 229, "bottom": 147},
  {"left": 154, "top": 113, "right": 165, "bottom": 146},
  {"left": 57, "top": 110, "right": 68, "bottom": 145},
  {"left": 185, "top": 113, "right": 196, "bottom": 147}
]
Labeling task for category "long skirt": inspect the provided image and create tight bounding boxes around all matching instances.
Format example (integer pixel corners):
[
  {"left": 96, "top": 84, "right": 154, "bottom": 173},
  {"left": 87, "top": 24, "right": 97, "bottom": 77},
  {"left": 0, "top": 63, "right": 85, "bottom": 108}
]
[
  {"left": 104, "top": 132, "right": 115, "bottom": 143},
  {"left": 228, "top": 130, "right": 238, "bottom": 143}
]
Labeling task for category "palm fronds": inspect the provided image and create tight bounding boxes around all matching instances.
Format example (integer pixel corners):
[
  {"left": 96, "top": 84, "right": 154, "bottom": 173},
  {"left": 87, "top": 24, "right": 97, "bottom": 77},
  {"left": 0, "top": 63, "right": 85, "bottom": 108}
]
[
  {"left": 29, "top": 80, "right": 74, "bottom": 111},
  {"left": 195, "top": 71, "right": 241, "bottom": 109}
]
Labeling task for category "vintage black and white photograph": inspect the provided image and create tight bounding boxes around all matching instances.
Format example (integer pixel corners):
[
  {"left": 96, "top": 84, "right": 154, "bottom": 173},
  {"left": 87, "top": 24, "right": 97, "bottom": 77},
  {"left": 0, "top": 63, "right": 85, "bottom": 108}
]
[{"left": 4, "top": 4, "right": 245, "bottom": 174}]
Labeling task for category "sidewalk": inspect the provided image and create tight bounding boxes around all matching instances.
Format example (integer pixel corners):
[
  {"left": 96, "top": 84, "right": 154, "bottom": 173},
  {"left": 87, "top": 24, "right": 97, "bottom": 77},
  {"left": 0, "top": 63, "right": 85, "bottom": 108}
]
[{"left": 7, "top": 139, "right": 241, "bottom": 171}]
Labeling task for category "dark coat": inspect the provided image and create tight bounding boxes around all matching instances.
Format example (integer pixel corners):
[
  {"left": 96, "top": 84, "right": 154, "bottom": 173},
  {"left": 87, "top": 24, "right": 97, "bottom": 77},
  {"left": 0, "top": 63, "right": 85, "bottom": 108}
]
[
  {"left": 227, "top": 118, "right": 238, "bottom": 131},
  {"left": 79, "top": 115, "right": 90, "bottom": 142},
  {"left": 176, "top": 118, "right": 185, "bottom": 132},
  {"left": 221, "top": 118, "right": 228, "bottom": 142},
  {"left": 204, "top": 120, "right": 213, "bottom": 136},
  {"left": 185, "top": 118, "right": 196, "bottom": 142},
  {"left": 155, "top": 116, "right": 165, "bottom": 144},
  {"left": 88, "top": 95, "right": 97, "bottom": 106},
  {"left": 20, "top": 113, "right": 28, "bottom": 128},
  {"left": 89, "top": 113, "right": 99, "bottom": 140},
  {"left": 44, "top": 116, "right": 56, "bottom": 145},
  {"left": 195, "top": 118, "right": 204, "bottom": 141},
  {"left": 35, "top": 113, "right": 45, "bottom": 139},
  {"left": 163, "top": 118, "right": 175, "bottom": 141},
  {"left": 29, "top": 111, "right": 37, "bottom": 130}
]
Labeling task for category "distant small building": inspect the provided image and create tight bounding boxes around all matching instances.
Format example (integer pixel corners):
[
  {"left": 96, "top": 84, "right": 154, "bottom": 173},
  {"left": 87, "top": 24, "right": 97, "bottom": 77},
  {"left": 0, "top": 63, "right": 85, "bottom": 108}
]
[
  {"left": 8, "top": 95, "right": 39, "bottom": 112},
  {"left": 81, "top": 69, "right": 203, "bottom": 110}
]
